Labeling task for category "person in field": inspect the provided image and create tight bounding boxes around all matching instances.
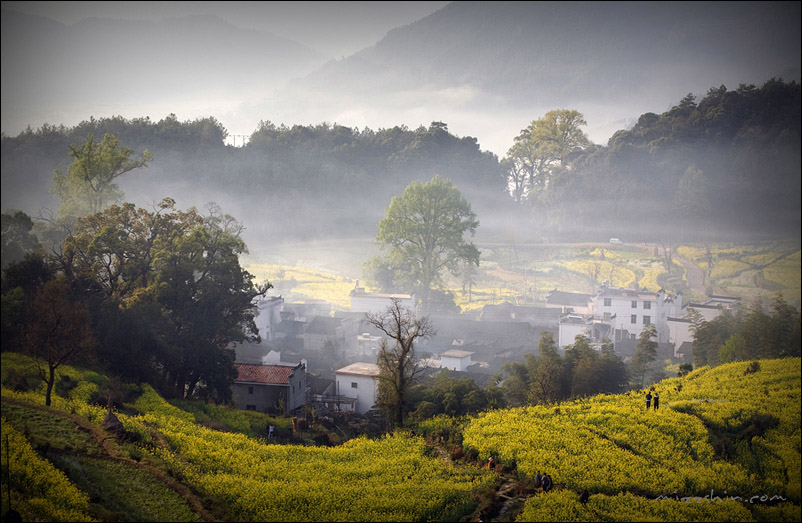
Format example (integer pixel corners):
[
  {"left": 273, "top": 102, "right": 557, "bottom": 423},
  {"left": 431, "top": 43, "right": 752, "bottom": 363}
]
[
  {"left": 653, "top": 393, "right": 660, "bottom": 410},
  {"left": 542, "top": 473, "right": 553, "bottom": 492},
  {"left": 645, "top": 391, "right": 652, "bottom": 409}
]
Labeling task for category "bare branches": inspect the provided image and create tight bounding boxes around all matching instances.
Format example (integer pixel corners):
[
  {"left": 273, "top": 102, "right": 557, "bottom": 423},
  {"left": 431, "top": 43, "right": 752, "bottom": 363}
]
[{"left": 365, "top": 298, "right": 433, "bottom": 426}]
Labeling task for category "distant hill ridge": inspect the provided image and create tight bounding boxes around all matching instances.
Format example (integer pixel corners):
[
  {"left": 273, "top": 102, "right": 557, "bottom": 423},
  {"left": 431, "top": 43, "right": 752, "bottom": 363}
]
[{"left": 301, "top": 1, "right": 801, "bottom": 105}]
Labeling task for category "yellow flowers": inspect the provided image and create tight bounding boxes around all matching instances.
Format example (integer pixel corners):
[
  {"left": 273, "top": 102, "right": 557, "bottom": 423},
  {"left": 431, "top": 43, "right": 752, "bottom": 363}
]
[
  {"left": 0, "top": 419, "right": 96, "bottom": 522},
  {"left": 130, "top": 400, "right": 492, "bottom": 521},
  {"left": 464, "top": 358, "right": 800, "bottom": 520},
  {"left": 519, "top": 490, "right": 754, "bottom": 522}
]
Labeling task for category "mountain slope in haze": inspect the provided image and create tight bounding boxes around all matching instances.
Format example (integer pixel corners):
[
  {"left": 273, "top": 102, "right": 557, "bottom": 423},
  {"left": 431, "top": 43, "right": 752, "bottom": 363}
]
[
  {"left": 303, "top": 1, "right": 800, "bottom": 104},
  {"left": 276, "top": 1, "right": 800, "bottom": 152},
  {"left": 0, "top": 9, "right": 327, "bottom": 134}
]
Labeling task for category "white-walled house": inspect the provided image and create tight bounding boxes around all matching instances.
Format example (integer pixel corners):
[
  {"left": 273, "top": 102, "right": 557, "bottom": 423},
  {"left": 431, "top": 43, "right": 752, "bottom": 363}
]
[
  {"left": 334, "top": 362, "right": 380, "bottom": 414},
  {"left": 439, "top": 349, "right": 474, "bottom": 371},
  {"left": 350, "top": 281, "right": 417, "bottom": 316},
  {"left": 255, "top": 296, "right": 284, "bottom": 342},
  {"left": 558, "top": 313, "right": 617, "bottom": 349},
  {"left": 556, "top": 284, "right": 684, "bottom": 349},
  {"left": 558, "top": 314, "right": 594, "bottom": 349},
  {"left": 592, "top": 285, "right": 683, "bottom": 343},
  {"left": 666, "top": 296, "right": 741, "bottom": 360},
  {"left": 668, "top": 316, "right": 693, "bottom": 346}
]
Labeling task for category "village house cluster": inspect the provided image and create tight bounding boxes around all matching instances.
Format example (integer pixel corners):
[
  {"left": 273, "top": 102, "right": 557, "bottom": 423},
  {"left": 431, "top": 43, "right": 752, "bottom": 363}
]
[{"left": 229, "top": 280, "right": 739, "bottom": 417}]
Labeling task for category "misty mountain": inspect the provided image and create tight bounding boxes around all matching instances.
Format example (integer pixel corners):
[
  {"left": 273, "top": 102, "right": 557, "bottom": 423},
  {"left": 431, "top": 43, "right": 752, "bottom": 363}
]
[
  {"left": 0, "top": 9, "right": 327, "bottom": 135},
  {"left": 273, "top": 1, "right": 800, "bottom": 152},
  {"left": 301, "top": 1, "right": 801, "bottom": 104}
]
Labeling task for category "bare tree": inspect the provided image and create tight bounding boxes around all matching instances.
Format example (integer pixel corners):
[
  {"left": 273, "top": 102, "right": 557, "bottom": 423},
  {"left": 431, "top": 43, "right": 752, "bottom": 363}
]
[
  {"left": 585, "top": 262, "right": 602, "bottom": 293},
  {"left": 365, "top": 298, "right": 433, "bottom": 426},
  {"left": 23, "top": 279, "right": 95, "bottom": 406}
]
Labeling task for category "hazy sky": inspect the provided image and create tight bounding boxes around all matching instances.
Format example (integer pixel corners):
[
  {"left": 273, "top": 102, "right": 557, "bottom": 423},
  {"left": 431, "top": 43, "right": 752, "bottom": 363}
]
[{"left": 2, "top": 1, "right": 450, "bottom": 58}]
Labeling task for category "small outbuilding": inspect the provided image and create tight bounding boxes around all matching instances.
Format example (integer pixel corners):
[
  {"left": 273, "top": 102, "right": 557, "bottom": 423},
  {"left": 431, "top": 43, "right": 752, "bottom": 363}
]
[{"left": 232, "top": 362, "right": 306, "bottom": 415}]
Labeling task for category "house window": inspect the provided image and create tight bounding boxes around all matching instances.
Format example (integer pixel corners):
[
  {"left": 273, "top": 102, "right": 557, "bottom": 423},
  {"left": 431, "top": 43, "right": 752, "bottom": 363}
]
[
  {"left": 631, "top": 300, "right": 638, "bottom": 308},
  {"left": 351, "top": 382, "right": 358, "bottom": 389},
  {"left": 643, "top": 316, "right": 651, "bottom": 325},
  {"left": 248, "top": 386, "right": 254, "bottom": 395},
  {"left": 631, "top": 314, "right": 637, "bottom": 324},
  {"left": 643, "top": 301, "right": 651, "bottom": 310},
  {"left": 603, "top": 298, "right": 611, "bottom": 307}
]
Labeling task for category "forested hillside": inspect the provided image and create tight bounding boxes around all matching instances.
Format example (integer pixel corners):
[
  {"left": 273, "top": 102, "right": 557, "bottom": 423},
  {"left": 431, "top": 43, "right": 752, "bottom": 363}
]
[
  {"left": 536, "top": 79, "right": 801, "bottom": 239},
  {"left": 2, "top": 79, "right": 799, "bottom": 244}
]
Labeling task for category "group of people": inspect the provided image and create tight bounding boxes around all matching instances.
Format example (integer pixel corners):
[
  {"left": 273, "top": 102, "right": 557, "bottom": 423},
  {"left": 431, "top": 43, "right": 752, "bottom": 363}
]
[
  {"left": 535, "top": 471, "right": 553, "bottom": 492},
  {"left": 645, "top": 391, "right": 660, "bottom": 410},
  {"left": 486, "top": 460, "right": 554, "bottom": 492}
]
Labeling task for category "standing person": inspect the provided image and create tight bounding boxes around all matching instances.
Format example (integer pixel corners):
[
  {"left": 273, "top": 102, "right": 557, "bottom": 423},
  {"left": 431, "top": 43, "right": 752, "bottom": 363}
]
[
  {"left": 535, "top": 471, "right": 543, "bottom": 489},
  {"left": 645, "top": 391, "right": 652, "bottom": 410},
  {"left": 488, "top": 456, "right": 495, "bottom": 469},
  {"left": 268, "top": 425, "right": 275, "bottom": 439},
  {"left": 542, "top": 473, "right": 553, "bottom": 492},
  {"left": 653, "top": 393, "right": 660, "bottom": 411}
]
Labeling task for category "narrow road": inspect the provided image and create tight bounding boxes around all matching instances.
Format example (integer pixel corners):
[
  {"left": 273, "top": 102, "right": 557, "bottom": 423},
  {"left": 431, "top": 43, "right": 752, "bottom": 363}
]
[{"left": 672, "top": 253, "right": 708, "bottom": 296}]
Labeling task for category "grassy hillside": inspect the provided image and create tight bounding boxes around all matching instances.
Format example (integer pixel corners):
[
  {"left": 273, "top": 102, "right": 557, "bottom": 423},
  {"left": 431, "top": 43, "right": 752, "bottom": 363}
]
[
  {"left": 0, "top": 352, "right": 490, "bottom": 522},
  {"left": 463, "top": 358, "right": 801, "bottom": 522},
  {"left": 2, "top": 353, "right": 799, "bottom": 522}
]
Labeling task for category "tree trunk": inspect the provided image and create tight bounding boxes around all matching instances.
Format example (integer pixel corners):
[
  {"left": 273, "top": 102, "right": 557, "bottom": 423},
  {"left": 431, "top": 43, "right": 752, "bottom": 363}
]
[{"left": 45, "top": 365, "right": 55, "bottom": 407}]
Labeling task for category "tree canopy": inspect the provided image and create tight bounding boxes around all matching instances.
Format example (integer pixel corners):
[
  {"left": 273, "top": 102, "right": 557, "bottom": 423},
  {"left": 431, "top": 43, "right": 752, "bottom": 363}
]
[
  {"left": 370, "top": 175, "right": 480, "bottom": 311},
  {"left": 48, "top": 198, "right": 270, "bottom": 400},
  {"left": 503, "top": 109, "right": 591, "bottom": 203},
  {"left": 51, "top": 133, "right": 151, "bottom": 218}
]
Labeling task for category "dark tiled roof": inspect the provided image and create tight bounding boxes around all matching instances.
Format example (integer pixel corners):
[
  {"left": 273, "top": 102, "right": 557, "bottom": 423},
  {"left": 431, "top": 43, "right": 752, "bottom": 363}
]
[
  {"left": 235, "top": 363, "right": 297, "bottom": 385},
  {"left": 305, "top": 316, "right": 342, "bottom": 335},
  {"left": 546, "top": 290, "right": 592, "bottom": 307},
  {"left": 276, "top": 320, "right": 305, "bottom": 335},
  {"left": 306, "top": 374, "right": 335, "bottom": 395}
]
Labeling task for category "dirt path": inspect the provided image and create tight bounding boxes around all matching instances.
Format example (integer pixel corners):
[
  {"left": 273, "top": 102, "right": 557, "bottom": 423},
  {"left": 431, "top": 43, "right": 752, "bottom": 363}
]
[
  {"left": 428, "top": 442, "right": 528, "bottom": 522},
  {"left": 672, "top": 252, "right": 708, "bottom": 295},
  {"left": 489, "top": 475, "right": 526, "bottom": 522}
]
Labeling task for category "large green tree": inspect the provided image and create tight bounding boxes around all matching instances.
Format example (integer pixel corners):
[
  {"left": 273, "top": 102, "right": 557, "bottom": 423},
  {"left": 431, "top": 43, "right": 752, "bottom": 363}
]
[
  {"left": 530, "top": 332, "right": 563, "bottom": 404},
  {"left": 56, "top": 198, "right": 269, "bottom": 401},
  {"left": 1, "top": 211, "right": 42, "bottom": 270},
  {"left": 51, "top": 133, "right": 151, "bottom": 219},
  {"left": 371, "top": 175, "right": 480, "bottom": 310},
  {"left": 503, "top": 109, "right": 591, "bottom": 203}
]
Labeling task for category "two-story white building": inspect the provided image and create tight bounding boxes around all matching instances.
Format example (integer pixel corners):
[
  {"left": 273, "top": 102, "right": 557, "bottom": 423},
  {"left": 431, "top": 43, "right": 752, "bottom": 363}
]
[
  {"left": 592, "top": 284, "right": 683, "bottom": 343},
  {"left": 557, "top": 284, "right": 684, "bottom": 349},
  {"left": 334, "top": 362, "right": 380, "bottom": 414}
]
